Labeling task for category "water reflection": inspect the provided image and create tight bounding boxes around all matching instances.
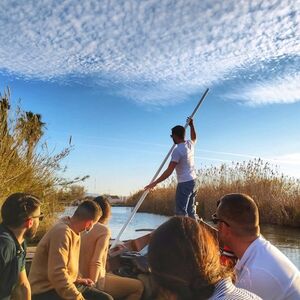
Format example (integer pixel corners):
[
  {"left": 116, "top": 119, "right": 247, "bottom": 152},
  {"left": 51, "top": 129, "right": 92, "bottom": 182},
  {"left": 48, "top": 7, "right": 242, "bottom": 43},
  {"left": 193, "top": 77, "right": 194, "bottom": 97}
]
[
  {"left": 109, "top": 207, "right": 168, "bottom": 240},
  {"left": 260, "top": 224, "right": 300, "bottom": 269},
  {"left": 62, "top": 206, "right": 300, "bottom": 269}
]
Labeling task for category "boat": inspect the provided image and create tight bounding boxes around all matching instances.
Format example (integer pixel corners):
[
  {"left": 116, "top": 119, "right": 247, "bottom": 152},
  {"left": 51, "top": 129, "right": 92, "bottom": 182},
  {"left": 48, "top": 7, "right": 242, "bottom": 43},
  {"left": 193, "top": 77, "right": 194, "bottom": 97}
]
[{"left": 26, "top": 220, "right": 236, "bottom": 273}]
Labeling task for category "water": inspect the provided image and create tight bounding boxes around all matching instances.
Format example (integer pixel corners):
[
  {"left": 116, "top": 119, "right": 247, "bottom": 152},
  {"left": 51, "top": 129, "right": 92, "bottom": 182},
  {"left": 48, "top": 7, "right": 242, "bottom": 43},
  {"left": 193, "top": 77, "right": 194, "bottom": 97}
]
[{"left": 62, "top": 206, "right": 300, "bottom": 269}]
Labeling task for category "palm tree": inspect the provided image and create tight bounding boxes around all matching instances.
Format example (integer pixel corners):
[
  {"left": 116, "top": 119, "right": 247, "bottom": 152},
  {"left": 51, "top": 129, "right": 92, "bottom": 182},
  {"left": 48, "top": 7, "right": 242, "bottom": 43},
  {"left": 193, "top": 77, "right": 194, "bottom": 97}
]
[
  {"left": 0, "top": 90, "right": 11, "bottom": 139},
  {"left": 17, "top": 111, "right": 46, "bottom": 161}
]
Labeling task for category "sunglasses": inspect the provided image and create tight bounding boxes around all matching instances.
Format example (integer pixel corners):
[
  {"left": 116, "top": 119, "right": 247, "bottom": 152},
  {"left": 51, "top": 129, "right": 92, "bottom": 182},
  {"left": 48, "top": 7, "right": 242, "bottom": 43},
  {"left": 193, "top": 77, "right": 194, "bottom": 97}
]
[
  {"left": 211, "top": 213, "right": 230, "bottom": 226},
  {"left": 30, "top": 213, "right": 45, "bottom": 221}
]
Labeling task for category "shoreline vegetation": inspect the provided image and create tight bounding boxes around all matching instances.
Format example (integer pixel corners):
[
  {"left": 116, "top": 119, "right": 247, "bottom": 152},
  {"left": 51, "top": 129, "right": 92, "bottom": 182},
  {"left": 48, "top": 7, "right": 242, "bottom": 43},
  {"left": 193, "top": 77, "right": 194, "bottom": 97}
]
[
  {"left": 126, "top": 159, "right": 300, "bottom": 227},
  {"left": 0, "top": 87, "right": 88, "bottom": 242}
]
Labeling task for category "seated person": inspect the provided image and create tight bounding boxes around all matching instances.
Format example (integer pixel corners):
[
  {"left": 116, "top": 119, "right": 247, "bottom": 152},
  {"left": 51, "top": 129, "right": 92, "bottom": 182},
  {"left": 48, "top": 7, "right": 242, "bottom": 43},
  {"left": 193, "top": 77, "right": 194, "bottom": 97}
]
[
  {"left": 215, "top": 193, "right": 300, "bottom": 300},
  {"left": 29, "top": 200, "right": 113, "bottom": 300},
  {"left": 0, "top": 193, "right": 42, "bottom": 300},
  {"left": 148, "top": 216, "right": 261, "bottom": 300},
  {"left": 80, "top": 196, "right": 144, "bottom": 300}
]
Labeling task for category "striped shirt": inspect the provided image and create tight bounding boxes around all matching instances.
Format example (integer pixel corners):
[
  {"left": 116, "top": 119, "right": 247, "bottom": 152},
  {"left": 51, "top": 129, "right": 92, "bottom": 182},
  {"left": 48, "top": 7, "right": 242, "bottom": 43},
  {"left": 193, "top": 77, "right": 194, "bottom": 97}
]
[{"left": 208, "top": 278, "right": 262, "bottom": 300}]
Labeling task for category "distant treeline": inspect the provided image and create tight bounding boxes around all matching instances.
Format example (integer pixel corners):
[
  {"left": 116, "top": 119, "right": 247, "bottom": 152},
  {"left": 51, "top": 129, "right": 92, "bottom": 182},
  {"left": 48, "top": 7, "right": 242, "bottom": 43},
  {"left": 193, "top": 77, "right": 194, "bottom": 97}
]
[{"left": 127, "top": 159, "right": 300, "bottom": 227}]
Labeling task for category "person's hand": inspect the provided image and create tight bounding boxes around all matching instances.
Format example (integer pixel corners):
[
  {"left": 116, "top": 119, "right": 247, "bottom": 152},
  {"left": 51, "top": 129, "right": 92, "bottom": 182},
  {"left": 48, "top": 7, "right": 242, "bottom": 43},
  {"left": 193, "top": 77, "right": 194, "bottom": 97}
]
[
  {"left": 76, "top": 278, "right": 95, "bottom": 287},
  {"left": 187, "top": 117, "right": 194, "bottom": 126},
  {"left": 144, "top": 181, "right": 157, "bottom": 190}
]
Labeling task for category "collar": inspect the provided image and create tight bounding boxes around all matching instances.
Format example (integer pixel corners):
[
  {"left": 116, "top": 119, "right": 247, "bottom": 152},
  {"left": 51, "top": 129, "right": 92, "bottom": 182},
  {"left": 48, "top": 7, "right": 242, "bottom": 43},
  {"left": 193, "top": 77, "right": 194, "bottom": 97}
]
[
  {"left": 235, "top": 235, "right": 262, "bottom": 272},
  {"left": 0, "top": 223, "right": 25, "bottom": 256}
]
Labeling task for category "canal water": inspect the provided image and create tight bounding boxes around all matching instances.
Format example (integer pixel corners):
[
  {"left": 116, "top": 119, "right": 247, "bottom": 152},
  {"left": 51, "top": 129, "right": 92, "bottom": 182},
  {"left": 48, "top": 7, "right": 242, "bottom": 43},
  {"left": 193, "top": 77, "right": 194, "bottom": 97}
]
[{"left": 62, "top": 206, "right": 300, "bottom": 269}]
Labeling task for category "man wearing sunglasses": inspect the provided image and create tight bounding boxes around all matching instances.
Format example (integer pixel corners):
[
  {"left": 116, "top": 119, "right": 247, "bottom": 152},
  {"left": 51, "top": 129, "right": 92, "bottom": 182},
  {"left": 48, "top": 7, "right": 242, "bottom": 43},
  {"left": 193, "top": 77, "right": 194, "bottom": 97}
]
[
  {"left": 0, "top": 193, "right": 42, "bottom": 300},
  {"left": 213, "top": 193, "right": 300, "bottom": 300}
]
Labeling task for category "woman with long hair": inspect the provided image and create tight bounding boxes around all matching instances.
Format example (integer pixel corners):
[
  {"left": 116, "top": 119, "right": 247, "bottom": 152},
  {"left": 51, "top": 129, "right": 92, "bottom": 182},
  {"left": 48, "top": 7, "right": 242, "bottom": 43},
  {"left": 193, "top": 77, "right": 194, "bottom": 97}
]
[
  {"left": 79, "top": 196, "right": 144, "bottom": 300},
  {"left": 148, "top": 216, "right": 261, "bottom": 300}
]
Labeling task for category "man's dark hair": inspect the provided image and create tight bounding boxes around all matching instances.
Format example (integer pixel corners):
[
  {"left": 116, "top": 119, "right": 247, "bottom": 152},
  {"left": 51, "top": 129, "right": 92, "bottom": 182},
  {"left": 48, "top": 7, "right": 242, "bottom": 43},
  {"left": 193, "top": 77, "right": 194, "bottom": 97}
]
[
  {"left": 1, "top": 193, "right": 41, "bottom": 228},
  {"left": 172, "top": 125, "right": 185, "bottom": 139},
  {"left": 73, "top": 200, "right": 101, "bottom": 222},
  {"left": 218, "top": 193, "right": 259, "bottom": 236}
]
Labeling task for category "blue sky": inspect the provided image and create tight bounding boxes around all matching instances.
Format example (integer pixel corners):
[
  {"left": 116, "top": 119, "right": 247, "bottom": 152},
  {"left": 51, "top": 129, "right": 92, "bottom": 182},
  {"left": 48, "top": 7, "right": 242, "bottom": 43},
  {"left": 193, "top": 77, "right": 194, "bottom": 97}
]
[{"left": 0, "top": 0, "right": 299, "bottom": 195}]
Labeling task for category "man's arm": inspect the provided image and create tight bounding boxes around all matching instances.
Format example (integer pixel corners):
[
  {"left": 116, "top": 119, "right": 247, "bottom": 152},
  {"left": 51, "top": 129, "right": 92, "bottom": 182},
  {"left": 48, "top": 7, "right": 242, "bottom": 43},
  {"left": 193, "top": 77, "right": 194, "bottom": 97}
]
[
  {"left": 144, "top": 161, "right": 177, "bottom": 190},
  {"left": 11, "top": 270, "right": 31, "bottom": 300},
  {"left": 188, "top": 117, "right": 196, "bottom": 142},
  {"left": 87, "top": 228, "right": 110, "bottom": 283}
]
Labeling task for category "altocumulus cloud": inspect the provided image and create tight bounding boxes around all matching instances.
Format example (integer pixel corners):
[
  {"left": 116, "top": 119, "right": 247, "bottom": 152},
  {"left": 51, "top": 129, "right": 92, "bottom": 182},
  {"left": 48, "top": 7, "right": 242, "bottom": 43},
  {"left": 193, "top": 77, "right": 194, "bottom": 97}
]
[{"left": 0, "top": 0, "right": 299, "bottom": 105}]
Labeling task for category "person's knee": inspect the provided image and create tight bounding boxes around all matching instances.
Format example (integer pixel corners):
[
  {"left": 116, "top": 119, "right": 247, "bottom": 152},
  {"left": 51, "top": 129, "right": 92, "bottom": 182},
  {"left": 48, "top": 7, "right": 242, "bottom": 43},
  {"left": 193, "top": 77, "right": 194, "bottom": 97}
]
[{"left": 137, "top": 279, "right": 144, "bottom": 296}]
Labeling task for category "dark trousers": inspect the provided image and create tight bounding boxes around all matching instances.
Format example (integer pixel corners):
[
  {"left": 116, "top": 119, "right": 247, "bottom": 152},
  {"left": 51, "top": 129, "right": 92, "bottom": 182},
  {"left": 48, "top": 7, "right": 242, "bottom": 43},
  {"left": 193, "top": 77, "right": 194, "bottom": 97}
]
[{"left": 32, "top": 285, "right": 113, "bottom": 300}]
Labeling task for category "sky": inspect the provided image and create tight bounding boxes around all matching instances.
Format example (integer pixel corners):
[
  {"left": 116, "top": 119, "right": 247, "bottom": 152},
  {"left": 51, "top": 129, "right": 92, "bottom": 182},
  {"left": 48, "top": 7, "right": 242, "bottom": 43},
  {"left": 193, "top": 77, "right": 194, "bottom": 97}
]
[{"left": 0, "top": 0, "right": 299, "bottom": 196}]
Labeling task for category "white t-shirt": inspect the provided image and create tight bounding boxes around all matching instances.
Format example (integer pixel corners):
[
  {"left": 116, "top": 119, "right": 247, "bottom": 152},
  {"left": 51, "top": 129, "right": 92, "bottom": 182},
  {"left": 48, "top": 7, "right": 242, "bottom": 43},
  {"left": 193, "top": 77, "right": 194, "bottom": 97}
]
[
  {"left": 171, "top": 140, "right": 196, "bottom": 183},
  {"left": 235, "top": 236, "right": 300, "bottom": 300}
]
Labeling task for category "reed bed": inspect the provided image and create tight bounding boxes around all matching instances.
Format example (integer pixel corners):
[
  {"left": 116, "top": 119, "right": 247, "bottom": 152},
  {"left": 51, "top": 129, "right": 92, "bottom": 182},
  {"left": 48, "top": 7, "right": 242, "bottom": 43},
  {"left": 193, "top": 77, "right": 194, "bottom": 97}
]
[
  {"left": 0, "top": 88, "right": 87, "bottom": 241},
  {"left": 127, "top": 159, "right": 300, "bottom": 227}
]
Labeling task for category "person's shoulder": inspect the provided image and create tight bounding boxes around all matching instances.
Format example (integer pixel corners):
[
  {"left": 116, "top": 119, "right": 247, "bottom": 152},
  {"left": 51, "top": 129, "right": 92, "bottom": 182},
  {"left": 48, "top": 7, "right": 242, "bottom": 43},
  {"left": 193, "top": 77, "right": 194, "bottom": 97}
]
[
  {"left": 253, "top": 237, "right": 297, "bottom": 269},
  {"left": 0, "top": 235, "right": 15, "bottom": 260},
  {"left": 92, "top": 223, "right": 111, "bottom": 236},
  {"left": 231, "top": 287, "right": 262, "bottom": 299},
  {"left": 44, "top": 219, "right": 74, "bottom": 241},
  {"left": 214, "top": 278, "right": 262, "bottom": 300},
  {"left": 0, "top": 226, "right": 15, "bottom": 249}
]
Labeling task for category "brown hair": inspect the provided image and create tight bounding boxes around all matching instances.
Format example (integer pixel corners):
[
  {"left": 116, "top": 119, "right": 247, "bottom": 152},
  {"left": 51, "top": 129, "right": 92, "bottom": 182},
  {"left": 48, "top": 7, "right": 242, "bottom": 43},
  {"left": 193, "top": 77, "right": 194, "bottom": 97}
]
[
  {"left": 93, "top": 196, "right": 111, "bottom": 224},
  {"left": 148, "top": 217, "right": 232, "bottom": 300},
  {"left": 1, "top": 193, "right": 41, "bottom": 228},
  {"left": 218, "top": 193, "right": 259, "bottom": 237},
  {"left": 73, "top": 200, "right": 101, "bottom": 222}
]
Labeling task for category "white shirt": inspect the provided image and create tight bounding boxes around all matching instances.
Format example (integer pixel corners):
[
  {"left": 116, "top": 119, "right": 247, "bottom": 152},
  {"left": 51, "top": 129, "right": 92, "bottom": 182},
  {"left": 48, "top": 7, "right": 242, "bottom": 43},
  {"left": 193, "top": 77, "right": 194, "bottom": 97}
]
[
  {"left": 235, "top": 236, "right": 300, "bottom": 300},
  {"left": 171, "top": 140, "right": 196, "bottom": 183}
]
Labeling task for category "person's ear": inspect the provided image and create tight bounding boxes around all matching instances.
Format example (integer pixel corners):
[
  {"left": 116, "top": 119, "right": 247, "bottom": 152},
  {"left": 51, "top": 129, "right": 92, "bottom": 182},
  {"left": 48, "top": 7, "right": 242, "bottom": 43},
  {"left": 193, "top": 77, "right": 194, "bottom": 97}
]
[
  {"left": 84, "top": 220, "right": 92, "bottom": 228},
  {"left": 24, "top": 218, "right": 33, "bottom": 228}
]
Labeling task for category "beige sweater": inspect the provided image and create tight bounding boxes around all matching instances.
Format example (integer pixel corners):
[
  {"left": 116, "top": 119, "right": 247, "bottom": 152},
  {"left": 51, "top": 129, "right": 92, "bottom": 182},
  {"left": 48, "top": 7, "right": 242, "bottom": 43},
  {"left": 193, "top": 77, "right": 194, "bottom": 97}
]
[
  {"left": 79, "top": 223, "right": 111, "bottom": 290},
  {"left": 29, "top": 218, "right": 84, "bottom": 300}
]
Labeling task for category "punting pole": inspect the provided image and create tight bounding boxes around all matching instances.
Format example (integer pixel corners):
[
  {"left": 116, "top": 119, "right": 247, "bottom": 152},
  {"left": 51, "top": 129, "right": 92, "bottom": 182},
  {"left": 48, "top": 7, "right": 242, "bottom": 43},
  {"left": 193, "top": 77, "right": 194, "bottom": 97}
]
[{"left": 110, "top": 88, "right": 209, "bottom": 249}]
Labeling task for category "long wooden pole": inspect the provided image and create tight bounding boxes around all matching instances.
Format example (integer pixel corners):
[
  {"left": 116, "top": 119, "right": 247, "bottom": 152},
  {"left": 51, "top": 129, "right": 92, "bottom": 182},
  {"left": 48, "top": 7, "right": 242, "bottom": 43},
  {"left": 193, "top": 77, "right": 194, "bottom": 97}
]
[{"left": 111, "top": 88, "right": 209, "bottom": 249}]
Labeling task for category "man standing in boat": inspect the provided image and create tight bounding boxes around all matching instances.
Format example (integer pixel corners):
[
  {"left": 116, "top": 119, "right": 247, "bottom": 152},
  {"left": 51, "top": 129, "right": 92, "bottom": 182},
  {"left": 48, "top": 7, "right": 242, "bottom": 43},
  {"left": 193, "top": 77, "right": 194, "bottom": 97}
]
[{"left": 145, "top": 117, "right": 198, "bottom": 219}]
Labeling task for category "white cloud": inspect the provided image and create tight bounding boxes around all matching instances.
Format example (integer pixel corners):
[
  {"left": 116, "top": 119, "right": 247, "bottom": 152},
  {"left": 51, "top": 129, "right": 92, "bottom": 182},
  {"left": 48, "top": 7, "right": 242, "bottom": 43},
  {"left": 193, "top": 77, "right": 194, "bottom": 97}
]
[
  {"left": 0, "top": 0, "right": 299, "bottom": 105},
  {"left": 226, "top": 73, "right": 300, "bottom": 106}
]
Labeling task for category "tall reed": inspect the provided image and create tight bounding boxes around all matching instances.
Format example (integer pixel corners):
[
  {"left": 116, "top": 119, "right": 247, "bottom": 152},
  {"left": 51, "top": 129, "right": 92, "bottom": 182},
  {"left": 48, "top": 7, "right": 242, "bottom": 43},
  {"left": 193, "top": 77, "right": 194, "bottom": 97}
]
[{"left": 127, "top": 159, "right": 300, "bottom": 227}]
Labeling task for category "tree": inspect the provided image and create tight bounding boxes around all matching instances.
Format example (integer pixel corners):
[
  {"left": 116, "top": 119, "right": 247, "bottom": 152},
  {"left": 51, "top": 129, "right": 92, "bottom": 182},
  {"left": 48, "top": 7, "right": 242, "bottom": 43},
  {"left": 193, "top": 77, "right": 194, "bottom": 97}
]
[
  {"left": 17, "top": 111, "right": 46, "bottom": 161},
  {"left": 0, "top": 88, "right": 11, "bottom": 139}
]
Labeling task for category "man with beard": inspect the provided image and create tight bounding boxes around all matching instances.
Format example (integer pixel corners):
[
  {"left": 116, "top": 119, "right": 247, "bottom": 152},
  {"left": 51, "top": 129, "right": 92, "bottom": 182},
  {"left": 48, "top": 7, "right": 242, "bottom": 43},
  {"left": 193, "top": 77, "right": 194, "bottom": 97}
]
[{"left": 0, "top": 193, "right": 42, "bottom": 300}]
